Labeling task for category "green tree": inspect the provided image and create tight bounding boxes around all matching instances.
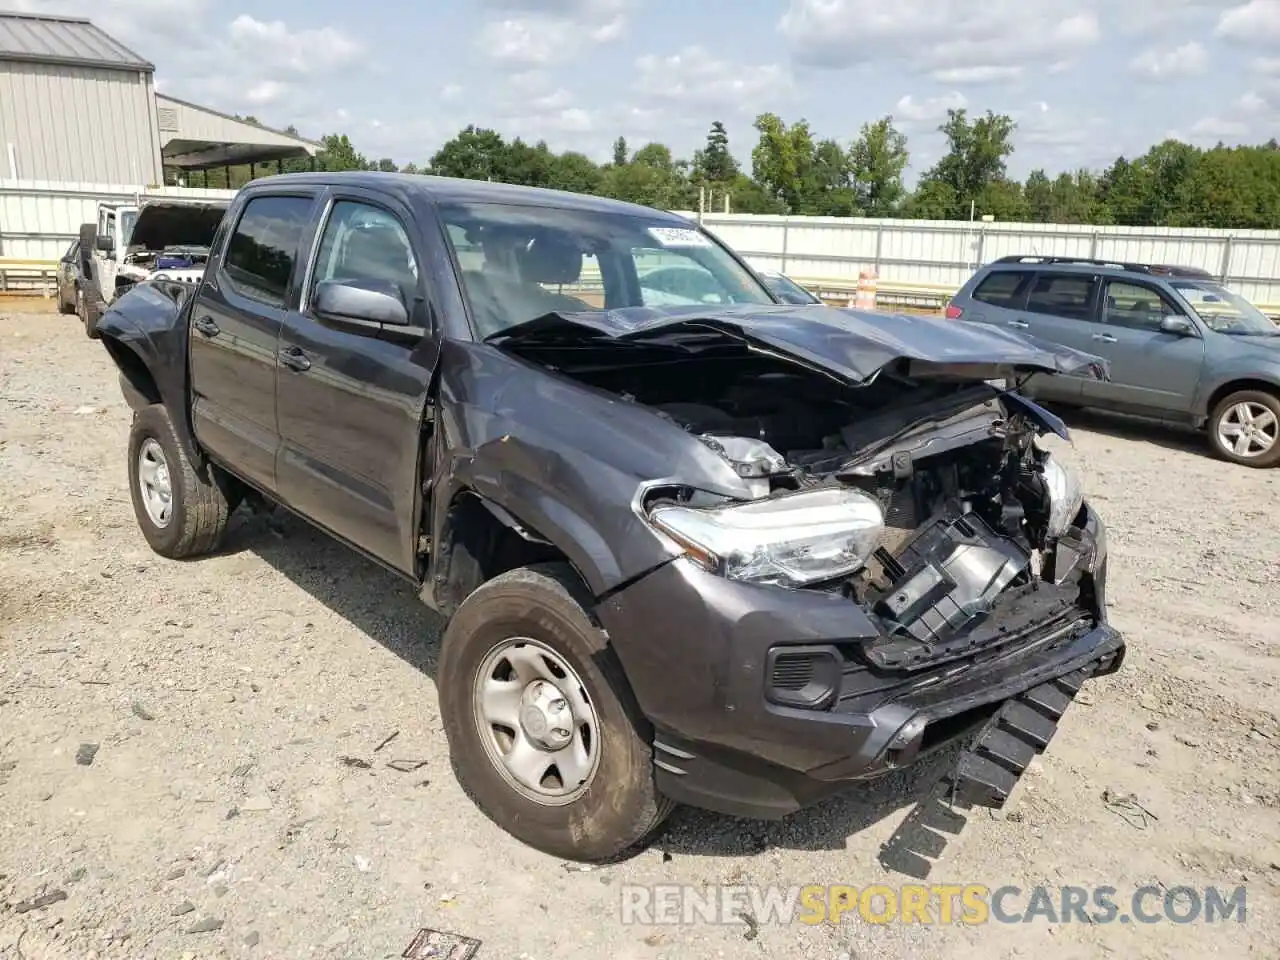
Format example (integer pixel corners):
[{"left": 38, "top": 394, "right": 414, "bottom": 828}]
[
  {"left": 317, "top": 133, "right": 370, "bottom": 172},
  {"left": 611, "top": 136, "right": 629, "bottom": 168},
  {"left": 701, "top": 120, "right": 738, "bottom": 183},
  {"left": 1024, "top": 169, "right": 1053, "bottom": 222},
  {"left": 751, "top": 112, "right": 818, "bottom": 214},
  {"left": 428, "top": 126, "right": 508, "bottom": 180},
  {"left": 916, "top": 108, "right": 1017, "bottom": 218},
  {"left": 848, "top": 116, "right": 909, "bottom": 216}
]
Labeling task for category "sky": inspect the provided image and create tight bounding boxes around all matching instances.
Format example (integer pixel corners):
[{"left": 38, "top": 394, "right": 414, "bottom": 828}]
[{"left": 14, "top": 0, "right": 1280, "bottom": 181}]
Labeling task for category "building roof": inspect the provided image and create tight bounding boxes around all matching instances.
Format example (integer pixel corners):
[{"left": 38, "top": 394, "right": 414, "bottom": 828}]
[
  {"left": 0, "top": 11, "right": 153, "bottom": 71},
  {"left": 157, "top": 94, "right": 322, "bottom": 168}
]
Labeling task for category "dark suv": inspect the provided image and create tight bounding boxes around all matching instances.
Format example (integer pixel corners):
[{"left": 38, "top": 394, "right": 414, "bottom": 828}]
[{"left": 948, "top": 255, "right": 1280, "bottom": 467}]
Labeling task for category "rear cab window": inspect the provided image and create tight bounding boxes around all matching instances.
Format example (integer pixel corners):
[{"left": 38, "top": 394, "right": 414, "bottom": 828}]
[
  {"left": 1024, "top": 273, "right": 1099, "bottom": 321},
  {"left": 222, "top": 195, "right": 315, "bottom": 308}
]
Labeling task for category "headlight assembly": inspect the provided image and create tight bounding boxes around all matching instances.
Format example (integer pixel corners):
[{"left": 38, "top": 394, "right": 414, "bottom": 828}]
[
  {"left": 1042, "top": 454, "right": 1083, "bottom": 539},
  {"left": 648, "top": 487, "right": 885, "bottom": 587}
]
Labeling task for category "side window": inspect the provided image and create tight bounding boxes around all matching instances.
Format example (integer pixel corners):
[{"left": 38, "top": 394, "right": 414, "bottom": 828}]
[
  {"left": 311, "top": 200, "right": 419, "bottom": 307},
  {"left": 223, "top": 195, "right": 313, "bottom": 308},
  {"left": 1103, "top": 281, "right": 1178, "bottom": 331},
  {"left": 972, "top": 270, "right": 1031, "bottom": 309},
  {"left": 1025, "top": 273, "right": 1098, "bottom": 322}
]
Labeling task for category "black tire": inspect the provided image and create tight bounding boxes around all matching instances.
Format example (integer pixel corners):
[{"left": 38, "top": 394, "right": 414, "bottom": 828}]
[
  {"left": 57, "top": 287, "right": 76, "bottom": 315},
  {"left": 77, "top": 285, "right": 104, "bottom": 340},
  {"left": 1208, "top": 389, "right": 1280, "bottom": 468},
  {"left": 127, "top": 404, "right": 234, "bottom": 558},
  {"left": 438, "top": 562, "right": 674, "bottom": 862}
]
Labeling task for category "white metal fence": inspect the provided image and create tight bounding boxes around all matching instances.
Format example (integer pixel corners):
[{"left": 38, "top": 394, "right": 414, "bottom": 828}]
[
  {"left": 683, "top": 213, "right": 1280, "bottom": 309},
  {"left": 0, "top": 179, "right": 237, "bottom": 262}
]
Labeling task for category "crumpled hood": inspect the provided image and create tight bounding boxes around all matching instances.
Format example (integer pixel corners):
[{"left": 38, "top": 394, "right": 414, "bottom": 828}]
[
  {"left": 487, "top": 304, "right": 1111, "bottom": 384},
  {"left": 128, "top": 201, "right": 228, "bottom": 253}
]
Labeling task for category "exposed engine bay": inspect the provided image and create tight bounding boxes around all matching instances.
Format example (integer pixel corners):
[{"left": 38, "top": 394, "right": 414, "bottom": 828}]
[
  {"left": 533, "top": 348, "right": 1098, "bottom": 666},
  {"left": 115, "top": 202, "right": 225, "bottom": 289}
]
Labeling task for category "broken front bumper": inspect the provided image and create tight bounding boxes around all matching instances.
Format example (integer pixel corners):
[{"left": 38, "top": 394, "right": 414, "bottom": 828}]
[{"left": 596, "top": 503, "right": 1121, "bottom": 820}]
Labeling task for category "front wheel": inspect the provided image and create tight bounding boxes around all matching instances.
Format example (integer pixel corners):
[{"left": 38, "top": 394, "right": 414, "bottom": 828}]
[
  {"left": 1208, "top": 390, "right": 1280, "bottom": 468},
  {"left": 438, "top": 563, "right": 674, "bottom": 862},
  {"left": 127, "top": 404, "right": 235, "bottom": 557}
]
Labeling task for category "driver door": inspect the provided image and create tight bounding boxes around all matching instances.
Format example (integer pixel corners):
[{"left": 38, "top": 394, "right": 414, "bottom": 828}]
[
  {"left": 274, "top": 188, "right": 439, "bottom": 574},
  {"left": 1081, "top": 279, "right": 1206, "bottom": 415}
]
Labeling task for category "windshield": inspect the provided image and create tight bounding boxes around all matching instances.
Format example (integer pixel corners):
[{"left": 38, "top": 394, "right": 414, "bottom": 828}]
[
  {"left": 762, "top": 272, "right": 820, "bottom": 304},
  {"left": 1173, "top": 281, "right": 1277, "bottom": 334},
  {"left": 436, "top": 202, "right": 775, "bottom": 339}
]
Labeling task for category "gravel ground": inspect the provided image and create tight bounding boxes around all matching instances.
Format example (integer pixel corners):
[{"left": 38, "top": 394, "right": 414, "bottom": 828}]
[{"left": 1, "top": 302, "right": 1278, "bottom": 960}]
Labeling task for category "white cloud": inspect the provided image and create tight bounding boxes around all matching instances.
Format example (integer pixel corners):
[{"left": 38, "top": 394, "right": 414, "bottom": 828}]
[
  {"left": 633, "top": 46, "right": 792, "bottom": 111},
  {"left": 893, "top": 92, "right": 968, "bottom": 129},
  {"left": 477, "top": 0, "right": 633, "bottom": 66},
  {"left": 1128, "top": 41, "right": 1209, "bottom": 79},
  {"left": 1253, "top": 56, "right": 1280, "bottom": 74},
  {"left": 931, "top": 65, "right": 1024, "bottom": 85},
  {"left": 779, "top": 0, "right": 1099, "bottom": 79},
  {"left": 225, "top": 15, "right": 363, "bottom": 76},
  {"left": 440, "top": 83, "right": 463, "bottom": 101},
  {"left": 1217, "top": 0, "right": 1280, "bottom": 45}
]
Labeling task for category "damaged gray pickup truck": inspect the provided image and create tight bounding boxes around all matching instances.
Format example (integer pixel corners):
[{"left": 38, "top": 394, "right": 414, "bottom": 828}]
[{"left": 95, "top": 172, "right": 1124, "bottom": 862}]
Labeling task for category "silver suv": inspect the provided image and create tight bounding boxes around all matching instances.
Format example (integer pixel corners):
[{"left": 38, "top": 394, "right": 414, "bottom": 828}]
[{"left": 948, "top": 255, "right": 1280, "bottom": 468}]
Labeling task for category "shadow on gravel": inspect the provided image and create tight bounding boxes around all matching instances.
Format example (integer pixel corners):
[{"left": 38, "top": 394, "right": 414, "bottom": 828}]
[
  {"left": 1052, "top": 405, "right": 1208, "bottom": 458},
  {"left": 218, "top": 510, "right": 446, "bottom": 678},
  {"left": 214, "top": 509, "right": 976, "bottom": 875}
]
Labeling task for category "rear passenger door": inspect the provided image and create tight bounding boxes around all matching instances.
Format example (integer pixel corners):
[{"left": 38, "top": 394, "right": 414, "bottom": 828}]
[
  {"left": 189, "top": 190, "right": 319, "bottom": 493},
  {"left": 1010, "top": 272, "right": 1106, "bottom": 405},
  {"left": 1082, "top": 279, "right": 1206, "bottom": 414},
  {"left": 273, "top": 190, "right": 438, "bottom": 574}
]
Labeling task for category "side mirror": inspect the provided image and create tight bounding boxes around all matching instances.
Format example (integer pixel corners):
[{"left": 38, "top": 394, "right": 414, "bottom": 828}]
[
  {"left": 313, "top": 278, "right": 409, "bottom": 327},
  {"left": 1160, "top": 315, "right": 1195, "bottom": 336},
  {"left": 95, "top": 235, "right": 114, "bottom": 253}
]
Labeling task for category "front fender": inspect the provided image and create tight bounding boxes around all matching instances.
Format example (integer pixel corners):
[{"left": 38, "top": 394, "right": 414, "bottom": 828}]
[{"left": 97, "top": 281, "right": 202, "bottom": 464}]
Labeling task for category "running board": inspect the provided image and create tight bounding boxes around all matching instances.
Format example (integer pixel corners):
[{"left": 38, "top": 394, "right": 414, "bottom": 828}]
[{"left": 878, "top": 668, "right": 1089, "bottom": 878}]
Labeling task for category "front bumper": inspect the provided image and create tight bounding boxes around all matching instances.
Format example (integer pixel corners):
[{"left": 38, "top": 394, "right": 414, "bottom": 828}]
[{"left": 596, "top": 503, "right": 1122, "bottom": 820}]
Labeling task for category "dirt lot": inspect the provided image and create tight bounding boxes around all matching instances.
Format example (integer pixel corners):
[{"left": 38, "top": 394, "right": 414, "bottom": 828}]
[{"left": 1, "top": 303, "right": 1278, "bottom": 960}]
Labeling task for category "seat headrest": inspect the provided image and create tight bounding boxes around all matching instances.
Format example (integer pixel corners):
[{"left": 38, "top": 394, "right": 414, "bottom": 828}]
[{"left": 517, "top": 236, "right": 582, "bottom": 284}]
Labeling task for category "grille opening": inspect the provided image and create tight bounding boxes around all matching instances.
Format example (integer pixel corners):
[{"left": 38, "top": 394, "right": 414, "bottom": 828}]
[{"left": 771, "top": 654, "right": 816, "bottom": 691}]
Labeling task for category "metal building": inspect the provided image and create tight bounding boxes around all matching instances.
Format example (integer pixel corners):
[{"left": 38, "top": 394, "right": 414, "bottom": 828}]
[{"left": 0, "top": 10, "right": 319, "bottom": 186}]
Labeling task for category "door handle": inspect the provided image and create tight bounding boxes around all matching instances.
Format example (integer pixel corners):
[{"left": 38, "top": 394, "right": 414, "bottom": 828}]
[
  {"left": 193, "top": 315, "right": 220, "bottom": 338},
  {"left": 1006, "top": 319, "right": 1029, "bottom": 329},
  {"left": 1092, "top": 333, "right": 1117, "bottom": 343},
  {"left": 278, "top": 346, "right": 311, "bottom": 372}
]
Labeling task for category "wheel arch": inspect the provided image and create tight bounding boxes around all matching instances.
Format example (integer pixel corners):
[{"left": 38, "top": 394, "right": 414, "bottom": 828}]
[
  {"left": 426, "top": 488, "right": 590, "bottom": 618},
  {"left": 1203, "top": 378, "right": 1280, "bottom": 424}
]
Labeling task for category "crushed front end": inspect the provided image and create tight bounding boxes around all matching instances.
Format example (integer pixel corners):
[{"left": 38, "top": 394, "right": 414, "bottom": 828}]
[
  {"left": 494, "top": 307, "right": 1124, "bottom": 820},
  {"left": 594, "top": 378, "right": 1122, "bottom": 820}
]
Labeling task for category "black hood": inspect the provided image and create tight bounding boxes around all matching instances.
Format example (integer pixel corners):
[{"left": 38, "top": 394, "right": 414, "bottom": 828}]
[
  {"left": 486, "top": 304, "right": 1111, "bottom": 385},
  {"left": 128, "top": 202, "right": 228, "bottom": 252}
]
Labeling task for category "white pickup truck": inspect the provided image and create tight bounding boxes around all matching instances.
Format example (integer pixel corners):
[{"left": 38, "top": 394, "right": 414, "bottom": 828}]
[{"left": 77, "top": 196, "right": 227, "bottom": 338}]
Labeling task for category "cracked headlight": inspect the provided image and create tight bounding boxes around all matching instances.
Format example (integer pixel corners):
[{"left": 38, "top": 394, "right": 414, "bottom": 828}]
[
  {"left": 1042, "top": 454, "right": 1083, "bottom": 539},
  {"left": 648, "top": 487, "right": 885, "bottom": 586}
]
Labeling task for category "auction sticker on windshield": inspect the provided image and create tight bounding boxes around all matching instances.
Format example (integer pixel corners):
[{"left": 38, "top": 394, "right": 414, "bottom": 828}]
[{"left": 647, "top": 226, "right": 712, "bottom": 247}]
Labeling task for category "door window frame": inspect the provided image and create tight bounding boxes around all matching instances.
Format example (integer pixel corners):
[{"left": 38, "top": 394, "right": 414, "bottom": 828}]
[
  {"left": 1100, "top": 277, "right": 1198, "bottom": 335},
  {"left": 297, "top": 188, "right": 432, "bottom": 338}
]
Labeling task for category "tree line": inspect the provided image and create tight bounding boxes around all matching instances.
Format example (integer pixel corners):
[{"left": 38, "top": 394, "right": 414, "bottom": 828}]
[{"left": 177, "top": 111, "right": 1280, "bottom": 230}]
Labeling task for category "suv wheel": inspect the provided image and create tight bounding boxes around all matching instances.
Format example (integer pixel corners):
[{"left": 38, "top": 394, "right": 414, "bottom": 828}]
[
  {"left": 1209, "top": 390, "right": 1280, "bottom": 468},
  {"left": 127, "top": 404, "right": 235, "bottom": 557},
  {"left": 438, "top": 562, "right": 674, "bottom": 862}
]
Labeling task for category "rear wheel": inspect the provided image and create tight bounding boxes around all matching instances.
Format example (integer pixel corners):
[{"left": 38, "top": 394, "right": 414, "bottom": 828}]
[
  {"left": 127, "top": 404, "right": 234, "bottom": 557},
  {"left": 1208, "top": 390, "right": 1280, "bottom": 468},
  {"left": 438, "top": 562, "right": 674, "bottom": 862}
]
